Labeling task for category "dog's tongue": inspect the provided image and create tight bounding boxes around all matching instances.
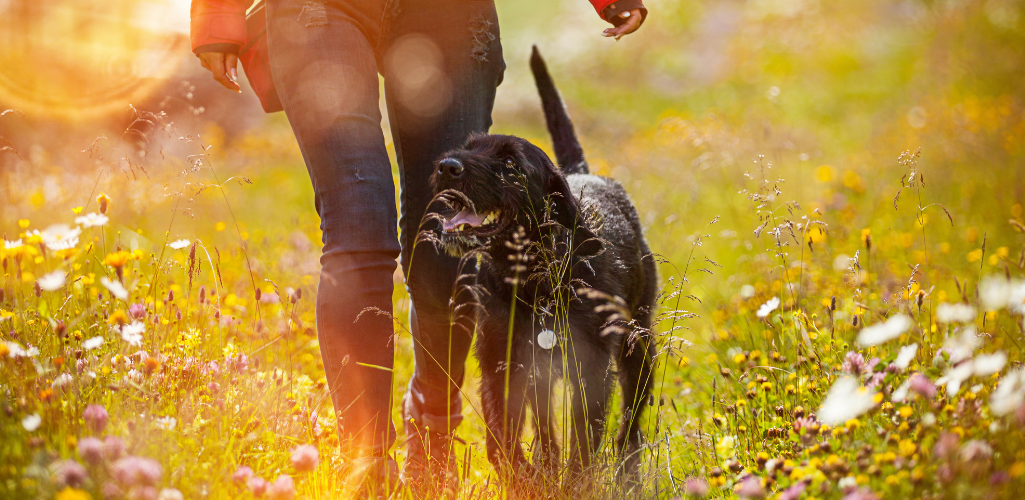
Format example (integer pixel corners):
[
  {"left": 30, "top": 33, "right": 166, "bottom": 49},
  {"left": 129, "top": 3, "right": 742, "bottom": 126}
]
[{"left": 443, "top": 208, "right": 486, "bottom": 232}]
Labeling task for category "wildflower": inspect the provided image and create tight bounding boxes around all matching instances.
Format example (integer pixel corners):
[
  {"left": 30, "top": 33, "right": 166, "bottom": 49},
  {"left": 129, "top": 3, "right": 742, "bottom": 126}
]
[
  {"left": 856, "top": 314, "right": 912, "bottom": 346},
  {"left": 909, "top": 373, "right": 937, "bottom": 398},
  {"left": 157, "top": 489, "right": 184, "bottom": 500},
  {"left": 55, "top": 487, "right": 91, "bottom": 500},
  {"left": 740, "top": 284, "right": 755, "bottom": 298},
  {"left": 267, "top": 474, "right": 295, "bottom": 500},
  {"left": 75, "top": 212, "right": 109, "bottom": 228},
  {"left": 936, "top": 302, "right": 976, "bottom": 323},
  {"left": 990, "top": 368, "right": 1025, "bottom": 416},
  {"left": 168, "top": 239, "right": 191, "bottom": 250},
  {"left": 101, "top": 277, "right": 129, "bottom": 300},
  {"left": 233, "top": 466, "right": 254, "bottom": 484},
  {"left": 838, "top": 476, "right": 858, "bottom": 492},
  {"left": 842, "top": 487, "right": 880, "bottom": 500},
  {"left": 715, "top": 435, "right": 736, "bottom": 458},
  {"left": 22, "top": 413, "right": 42, "bottom": 431},
  {"left": 980, "top": 276, "right": 1025, "bottom": 311},
  {"left": 104, "top": 251, "right": 134, "bottom": 269},
  {"left": 756, "top": 297, "right": 779, "bottom": 318},
  {"left": 41, "top": 224, "right": 82, "bottom": 251},
  {"left": 841, "top": 351, "right": 879, "bottom": 377},
  {"left": 51, "top": 460, "right": 88, "bottom": 488},
  {"left": 84, "top": 404, "right": 109, "bottom": 433},
  {"left": 973, "top": 351, "right": 1007, "bottom": 376},
  {"left": 129, "top": 303, "right": 146, "bottom": 319},
  {"left": 537, "top": 329, "right": 557, "bottom": 349},
  {"left": 818, "top": 376, "right": 877, "bottom": 425},
  {"left": 779, "top": 481, "right": 807, "bottom": 500},
  {"left": 683, "top": 477, "right": 709, "bottom": 497},
  {"left": 944, "top": 327, "right": 980, "bottom": 363},
  {"left": 154, "top": 416, "right": 176, "bottom": 430},
  {"left": 102, "top": 436, "right": 126, "bottom": 460},
  {"left": 734, "top": 475, "right": 765, "bottom": 498},
  {"left": 97, "top": 192, "right": 110, "bottom": 214},
  {"left": 6, "top": 341, "right": 39, "bottom": 358},
  {"left": 112, "top": 456, "right": 163, "bottom": 486},
  {"left": 937, "top": 362, "right": 974, "bottom": 396},
  {"left": 38, "top": 271, "right": 66, "bottom": 291},
  {"left": 960, "top": 440, "right": 994, "bottom": 462},
  {"left": 290, "top": 444, "right": 319, "bottom": 472},
  {"left": 248, "top": 476, "right": 269, "bottom": 497},
  {"left": 894, "top": 343, "right": 918, "bottom": 370},
  {"left": 84, "top": 336, "right": 104, "bottom": 350},
  {"left": 933, "top": 432, "right": 960, "bottom": 460},
  {"left": 78, "top": 437, "right": 104, "bottom": 465},
  {"left": 121, "top": 321, "right": 145, "bottom": 346}
]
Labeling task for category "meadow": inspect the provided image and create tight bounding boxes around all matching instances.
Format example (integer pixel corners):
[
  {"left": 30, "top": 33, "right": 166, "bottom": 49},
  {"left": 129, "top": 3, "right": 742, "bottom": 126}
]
[{"left": 2, "top": 0, "right": 1025, "bottom": 499}]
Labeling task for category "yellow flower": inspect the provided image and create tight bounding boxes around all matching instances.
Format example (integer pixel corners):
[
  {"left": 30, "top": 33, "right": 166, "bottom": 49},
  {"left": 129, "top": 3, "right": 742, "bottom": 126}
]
[
  {"left": 72, "top": 206, "right": 84, "bottom": 215},
  {"left": 898, "top": 406, "right": 913, "bottom": 418},
  {"left": 845, "top": 419, "right": 860, "bottom": 430},
  {"left": 734, "top": 352, "right": 747, "bottom": 364},
  {"left": 56, "top": 487, "right": 91, "bottom": 500},
  {"left": 715, "top": 435, "right": 736, "bottom": 458},
  {"left": 96, "top": 192, "right": 110, "bottom": 214},
  {"left": 898, "top": 439, "right": 917, "bottom": 457},
  {"left": 104, "top": 251, "right": 133, "bottom": 269},
  {"left": 108, "top": 309, "right": 127, "bottom": 326},
  {"left": 18, "top": 219, "right": 31, "bottom": 229}
]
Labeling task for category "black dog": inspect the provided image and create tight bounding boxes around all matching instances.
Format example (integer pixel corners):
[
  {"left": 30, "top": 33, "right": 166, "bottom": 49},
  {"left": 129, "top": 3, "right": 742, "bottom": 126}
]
[{"left": 427, "top": 47, "right": 657, "bottom": 480}]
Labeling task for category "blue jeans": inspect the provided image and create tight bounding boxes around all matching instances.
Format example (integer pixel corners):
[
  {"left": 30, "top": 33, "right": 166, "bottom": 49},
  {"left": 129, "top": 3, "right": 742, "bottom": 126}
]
[{"left": 266, "top": 0, "right": 504, "bottom": 452}]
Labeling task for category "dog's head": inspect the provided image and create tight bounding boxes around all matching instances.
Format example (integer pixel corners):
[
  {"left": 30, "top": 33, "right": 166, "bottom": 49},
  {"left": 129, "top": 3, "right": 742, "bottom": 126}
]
[{"left": 429, "top": 133, "right": 600, "bottom": 258}]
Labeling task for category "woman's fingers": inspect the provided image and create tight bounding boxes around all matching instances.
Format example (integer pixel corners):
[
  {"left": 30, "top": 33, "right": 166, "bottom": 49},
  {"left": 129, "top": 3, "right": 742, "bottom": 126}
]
[
  {"left": 601, "top": 9, "right": 643, "bottom": 40},
  {"left": 200, "top": 52, "right": 242, "bottom": 93}
]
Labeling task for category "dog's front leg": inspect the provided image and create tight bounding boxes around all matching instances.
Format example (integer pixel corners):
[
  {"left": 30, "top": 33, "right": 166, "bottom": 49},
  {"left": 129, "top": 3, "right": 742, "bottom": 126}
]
[{"left": 480, "top": 354, "right": 531, "bottom": 474}]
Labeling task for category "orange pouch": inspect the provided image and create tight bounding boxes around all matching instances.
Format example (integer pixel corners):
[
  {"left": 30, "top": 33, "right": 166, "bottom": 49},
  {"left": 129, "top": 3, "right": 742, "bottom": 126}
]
[{"left": 240, "top": 1, "right": 283, "bottom": 113}]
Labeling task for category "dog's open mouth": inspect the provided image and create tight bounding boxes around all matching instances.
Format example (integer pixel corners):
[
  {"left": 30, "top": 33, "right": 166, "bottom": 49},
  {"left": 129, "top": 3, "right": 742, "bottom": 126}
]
[
  {"left": 441, "top": 204, "right": 509, "bottom": 238},
  {"left": 436, "top": 191, "right": 511, "bottom": 239}
]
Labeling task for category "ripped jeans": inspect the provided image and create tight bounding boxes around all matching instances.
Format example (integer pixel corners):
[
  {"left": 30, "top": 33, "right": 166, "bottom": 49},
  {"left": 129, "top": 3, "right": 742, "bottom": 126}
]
[{"left": 266, "top": 0, "right": 504, "bottom": 452}]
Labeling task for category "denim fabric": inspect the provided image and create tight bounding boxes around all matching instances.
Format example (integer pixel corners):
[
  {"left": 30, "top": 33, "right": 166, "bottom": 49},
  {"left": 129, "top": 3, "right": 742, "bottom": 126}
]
[{"left": 266, "top": 0, "right": 504, "bottom": 452}]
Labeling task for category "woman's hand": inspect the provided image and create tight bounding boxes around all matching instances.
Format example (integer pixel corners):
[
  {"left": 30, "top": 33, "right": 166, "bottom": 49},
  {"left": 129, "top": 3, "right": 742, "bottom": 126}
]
[
  {"left": 198, "top": 52, "right": 242, "bottom": 93},
  {"left": 602, "top": 9, "right": 643, "bottom": 40}
]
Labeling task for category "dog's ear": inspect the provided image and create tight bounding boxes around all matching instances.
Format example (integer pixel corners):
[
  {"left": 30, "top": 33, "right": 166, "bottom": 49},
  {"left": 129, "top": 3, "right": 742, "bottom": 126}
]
[{"left": 526, "top": 146, "right": 603, "bottom": 258}]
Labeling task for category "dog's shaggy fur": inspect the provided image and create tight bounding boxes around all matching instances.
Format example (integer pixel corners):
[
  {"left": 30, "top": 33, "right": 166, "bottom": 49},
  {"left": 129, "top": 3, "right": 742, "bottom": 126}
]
[{"left": 427, "top": 47, "right": 657, "bottom": 479}]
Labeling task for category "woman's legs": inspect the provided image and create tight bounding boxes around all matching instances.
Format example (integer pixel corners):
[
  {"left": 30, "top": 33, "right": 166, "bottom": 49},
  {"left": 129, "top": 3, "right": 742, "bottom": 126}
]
[
  {"left": 266, "top": 0, "right": 398, "bottom": 454},
  {"left": 381, "top": 0, "right": 504, "bottom": 475}
]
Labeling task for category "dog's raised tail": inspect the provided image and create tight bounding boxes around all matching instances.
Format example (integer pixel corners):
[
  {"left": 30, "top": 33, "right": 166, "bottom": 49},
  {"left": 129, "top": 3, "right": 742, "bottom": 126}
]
[{"left": 530, "top": 46, "right": 588, "bottom": 175}]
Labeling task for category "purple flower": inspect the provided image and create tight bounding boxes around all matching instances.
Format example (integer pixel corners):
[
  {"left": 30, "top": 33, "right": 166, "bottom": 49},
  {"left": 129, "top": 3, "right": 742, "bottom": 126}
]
[
  {"left": 103, "top": 436, "right": 126, "bottom": 460},
  {"left": 233, "top": 465, "right": 254, "bottom": 485},
  {"left": 112, "top": 456, "right": 163, "bottom": 487},
  {"left": 102, "top": 482, "right": 122, "bottom": 499},
  {"left": 290, "top": 444, "right": 319, "bottom": 472},
  {"left": 683, "top": 477, "right": 709, "bottom": 497},
  {"left": 84, "top": 404, "right": 109, "bottom": 433},
  {"left": 934, "top": 432, "right": 960, "bottom": 460},
  {"left": 960, "top": 440, "right": 994, "bottom": 462},
  {"left": 78, "top": 437, "right": 104, "bottom": 465},
  {"left": 779, "top": 481, "right": 807, "bottom": 500},
  {"left": 135, "top": 486, "right": 158, "bottom": 500},
  {"left": 267, "top": 474, "right": 296, "bottom": 500},
  {"left": 51, "top": 459, "right": 88, "bottom": 488},
  {"left": 735, "top": 475, "right": 765, "bottom": 498},
  {"left": 248, "top": 476, "right": 269, "bottom": 497},
  {"left": 129, "top": 303, "right": 146, "bottom": 319},
  {"left": 842, "top": 487, "right": 880, "bottom": 500},
  {"left": 225, "top": 353, "right": 249, "bottom": 373},
  {"left": 909, "top": 373, "right": 937, "bottom": 399},
  {"left": 991, "top": 471, "right": 1011, "bottom": 485}
]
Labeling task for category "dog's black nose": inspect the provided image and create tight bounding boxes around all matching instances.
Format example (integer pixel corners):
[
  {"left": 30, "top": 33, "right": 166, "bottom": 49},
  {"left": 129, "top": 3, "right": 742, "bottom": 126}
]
[{"left": 438, "top": 158, "right": 464, "bottom": 178}]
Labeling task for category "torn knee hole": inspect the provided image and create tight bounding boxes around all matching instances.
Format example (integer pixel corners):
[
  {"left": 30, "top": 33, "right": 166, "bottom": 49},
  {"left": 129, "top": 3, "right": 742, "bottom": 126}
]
[{"left": 299, "top": 1, "right": 328, "bottom": 27}]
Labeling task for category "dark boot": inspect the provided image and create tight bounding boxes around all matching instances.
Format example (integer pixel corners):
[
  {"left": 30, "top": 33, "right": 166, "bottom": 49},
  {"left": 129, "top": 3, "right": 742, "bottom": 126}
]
[{"left": 400, "top": 394, "right": 462, "bottom": 497}]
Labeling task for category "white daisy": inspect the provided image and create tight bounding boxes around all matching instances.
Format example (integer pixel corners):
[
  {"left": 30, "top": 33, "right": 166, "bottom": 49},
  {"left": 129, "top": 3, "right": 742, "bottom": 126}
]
[
  {"left": 37, "top": 271, "right": 65, "bottom": 292},
  {"left": 944, "top": 327, "right": 980, "bottom": 364},
  {"left": 22, "top": 413, "right": 41, "bottom": 431},
  {"left": 75, "top": 212, "right": 109, "bottom": 228},
  {"left": 40, "top": 224, "right": 81, "bottom": 251},
  {"left": 121, "top": 321, "right": 145, "bottom": 346},
  {"left": 756, "top": 297, "right": 780, "bottom": 318},
  {"left": 936, "top": 303, "right": 976, "bottom": 323},
  {"left": 818, "top": 376, "right": 877, "bottom": 425},
  {"left": 3, "top": 239, "right": 23, "bottom": 249},
  {"left": 101, "top": 277, "right": 129, "bottom": 300},
  {"left": 84, "top": 336, "right": 104, "bottom": 350},
  {"left": 991, "top": 368, "right": 1025, "bottom": 416},
  {"left": 894, "top": 343, "right": 919, "bottom": 370},
  {"left": 973, "top": 351, "right": 1007, "bottom": 377},
  {"left": 168, "top": 239, "right": 191, "bottom": 250},
  {"left": 937, "top": 362, "right": 974, "bottom": 396},
  {"left": 154, "top": 416, "right": 177, "bottom": 430},
  {"left": 856, "top": 313, "right": 912, "bottom": 346}
]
